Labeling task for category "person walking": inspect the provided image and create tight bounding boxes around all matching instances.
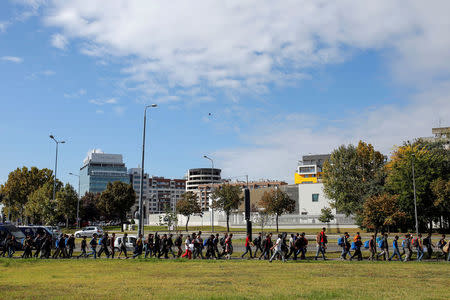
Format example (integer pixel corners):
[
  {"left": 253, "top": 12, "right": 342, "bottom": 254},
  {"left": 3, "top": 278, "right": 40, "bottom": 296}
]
[
  {"left": 144, "top": 233, "right": 154, "bottom": 259},
  {"left": 253, "top": 233, "right": 263, "bottom": 257},
  {"left": 33, "top": 233, "right": 43, "bottom": 258},
  {"left": 377, "top": 233, "right": 389, "bottom": 261},
  {"left": 132, "top": 234, "right": 144, "bottom": 259},
  {"left": 259, "top": 234, "right": 272, "bottom": 260},
  {"left": 269, "top": 234, "right": 286, "bottom": 262},
  {"left": 350, "top": 237, "right": 363, "bottom": 261},
  {"left": 368, "top": 235, "right": 377, "bottom": 261},
  {"left": 213, "top": 233, "right": 221, "bottom": 258},
  {"left": 423, "top": 233, "right": 434, "bottom": 259},
  {"left": 78, "top": 236, "right": 88, "bottom": 258},
  {"left": 67, "top": 234, "right": 75, "bottom": 258},
  {"left": 22, "top": 235, "right": 33, "bottom": 258},
  {"left": 7, "top": 235, "right": 16, "bottom": 258},
  {"left": 118, "top": 233, "right": 129, "bottom": 259},
  {"left": 174, "top": 234, "right": 183, "bottom": 258},
  {"left": 285, "top": 234, "right": 296, "bottom": 259},
  {"left": 40, "top": 235, "right": 52, "bottom": 259},
  {"left": 314, "top": 228, "right": 327, "bottom": 260},
  {"left": 403, "top": 234, "right": 412, "bottom": 262},
  {"left": 87, "top": 233, "right": 98, "bottom": 259},
  {"left": 205, "top": 234, "right": 216, "bottom": 259},
  {"left": 181, "top": 234, "right": 192, "bottom": 259},
  {"left": 224, "top": 234, "right": 233, "bottom": 260},
  {"left": 167, "top": 234, "right": 176, "bottom": 258},
  {"left": 110, "top": 233, "right": 116, "bottom": 259},
  {"left": 415, "top": 233, "right": 424, "bottom": 261},
  {"left": 0, "top": 233, "right": 8, "bottom": 257},
  {"left": 241, "top": 233, "right": 254, "bottom": 259},
  {"left": 158, "top": 234, "right": 169, "bottom": 259},
  {"left": 436, "top": 234, "right": 447, "bottom": 261},
  {"left": 340, "top": 232, "right": 351, "bottom": 260},
  {"left": 98, "top": 233, "right": 110, "bottom": 258},
  {"left": 388, "top": 235, "right": 402, "bottom": 261},
  {"left": 353, "top": 232, "right": 361, "bottom": 243},
  {"left": 153, "top": 233, "right": 161, "bottom": 258}
]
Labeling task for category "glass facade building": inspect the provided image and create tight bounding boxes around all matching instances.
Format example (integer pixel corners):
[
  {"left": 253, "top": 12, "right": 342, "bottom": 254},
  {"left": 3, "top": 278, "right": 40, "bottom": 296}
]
[{"left": 79, "top": 152, "right": 129, "bottom": 196}]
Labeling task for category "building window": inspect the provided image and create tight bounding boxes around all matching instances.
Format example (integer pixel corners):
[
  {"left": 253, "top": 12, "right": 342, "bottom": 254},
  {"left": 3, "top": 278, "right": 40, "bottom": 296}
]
[
  {"left": 301, "top": 212, "right": 308, "bottom": 215},
  {"left": 312, "top": 193, "right": 319, "bottom": 202}
]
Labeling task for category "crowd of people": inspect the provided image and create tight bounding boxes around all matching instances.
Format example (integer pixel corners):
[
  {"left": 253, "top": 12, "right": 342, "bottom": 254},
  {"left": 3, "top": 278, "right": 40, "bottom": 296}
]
[{"left": 1, "top": 227, "right": 449, "bottom": 262}]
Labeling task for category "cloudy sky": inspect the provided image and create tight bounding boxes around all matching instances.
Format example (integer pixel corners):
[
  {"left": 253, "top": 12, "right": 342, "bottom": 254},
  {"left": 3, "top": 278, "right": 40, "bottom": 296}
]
[{"left": 0, "top": 0, "right": 449, "bottom": 187}]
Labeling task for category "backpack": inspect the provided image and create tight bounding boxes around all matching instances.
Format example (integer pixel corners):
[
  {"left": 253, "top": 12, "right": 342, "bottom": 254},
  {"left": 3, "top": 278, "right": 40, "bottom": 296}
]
[
  {"left": 98, "top": 237, "right": 103, "bottom": 246},
  {"left": 378, "top": 239, "right": 384, "bottom": 248},
  {"left": 443, "top": 242, "right": 450, "bottom": 253},
  {"left": 350, "top": 242, "right": 357, "bottom": 250},
  {"left": 337, "top": 237, "right": 345, "bottom": 246},
  {"left": 203, "top": 238, "right": 208, "bottom": 247},
  {"left": 412, "top": 238, "right": 418, "bottom": 248},
  {"left": 253, "top": 238, "right": 259, "bottom": 245},
  {"left": 364, "top": 240, "right": 370, "bottom": 249},
  {"left": 401, "top": 239, "right": 406, "bottom": 248},
  {"left": 174, "top": 237, "right": 181, "bottom": 247},
  {"left": 219, "top": 237, "right": 225, "bottom": 246}
]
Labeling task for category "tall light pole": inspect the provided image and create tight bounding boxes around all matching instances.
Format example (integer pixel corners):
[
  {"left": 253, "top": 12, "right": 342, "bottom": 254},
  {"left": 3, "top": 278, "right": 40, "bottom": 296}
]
[
  {"left": 69, "top": 172, "right": 81, "bottom": 228},
  {"left": 411, "top": 153, "right": 419, "bottom": 236},
  {"left": 138, "top": 104, "right": 158, "bottom": 237},
  {"left": 49, "top": 135, "right": 65, "bottom": 202},
  {"left": 203, "top": 155, "right": 214, "bottom": 232}
]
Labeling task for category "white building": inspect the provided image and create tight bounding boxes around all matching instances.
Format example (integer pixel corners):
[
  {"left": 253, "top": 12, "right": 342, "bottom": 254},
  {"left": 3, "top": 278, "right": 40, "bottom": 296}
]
[{"left": 298, "top": 183, "right": 335, "bottom": 215}]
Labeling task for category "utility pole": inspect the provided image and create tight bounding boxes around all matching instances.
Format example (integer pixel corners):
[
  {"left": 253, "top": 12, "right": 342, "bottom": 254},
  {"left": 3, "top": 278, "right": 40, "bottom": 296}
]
[{"left": 412, "top": 153, "right": 419, "bottom": 236}]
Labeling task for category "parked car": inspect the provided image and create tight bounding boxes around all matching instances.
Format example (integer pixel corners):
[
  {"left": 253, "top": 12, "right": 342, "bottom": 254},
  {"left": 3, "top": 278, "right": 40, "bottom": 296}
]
[
  {"left": 18, "top": 226, "right": 53, "bottom": 238},
  {"left": 113, "top": 235, "right": 137, "bottom": 251},
  {"left": 0, "top": 223, "right": 26, "bottom": 250},
  {"left": 74, "top": 226, "right": 104, "bottom": 238}
]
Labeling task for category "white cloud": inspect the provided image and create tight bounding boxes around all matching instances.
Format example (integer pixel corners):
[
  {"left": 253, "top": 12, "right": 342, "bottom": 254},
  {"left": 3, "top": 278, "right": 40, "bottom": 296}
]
[
  {"left": 64, "top": 88, "right": 86, "bottom": 98},
  {"left": 1, "top": 56, "right": 23, "bottom": 63},
  {"left": 0, "top": 22, "right": 9, "bottom": 33},
  {"left": 113, "top": 106, "right": 125, "bottom": 116},
  {"left": 39, "top": 0, "right": 450, "bottom": 97},
  {"left": 215, "top": 83, "right": 450, "bottom": 183},
  {"left": 89, "top": 98, "right": 118, "bottom": 105},
  {"left": 51, "top": 33, "right": 68, "bottom": 50}
]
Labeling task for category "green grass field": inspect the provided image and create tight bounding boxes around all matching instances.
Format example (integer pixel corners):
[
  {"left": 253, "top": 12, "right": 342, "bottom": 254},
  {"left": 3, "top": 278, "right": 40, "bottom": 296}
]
[{"left": 0, "top": 258, "right": 448, "bottom": 299}]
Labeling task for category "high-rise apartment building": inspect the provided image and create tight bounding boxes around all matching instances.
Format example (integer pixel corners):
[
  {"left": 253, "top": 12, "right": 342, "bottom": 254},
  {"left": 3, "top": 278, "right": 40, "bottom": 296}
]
[
  {"left": 79, "top": 151, "right": 129, "bottom": 196},
  {"left": 185, "top": 168, "right": 222, "bottom": 210},
  {"left": 129, "top": 168, "right": 186, "bottom": 219}
]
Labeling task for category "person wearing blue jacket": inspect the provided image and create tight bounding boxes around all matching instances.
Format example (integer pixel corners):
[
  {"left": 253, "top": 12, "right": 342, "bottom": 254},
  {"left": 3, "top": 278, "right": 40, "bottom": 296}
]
[{"left": 388, "top": 235, "right": 402, "bottom": 261}]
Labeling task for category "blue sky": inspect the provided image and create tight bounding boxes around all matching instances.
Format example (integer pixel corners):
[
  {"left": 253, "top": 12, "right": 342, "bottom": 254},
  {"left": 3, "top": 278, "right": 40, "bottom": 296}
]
[{"left": 0, "top": 0, "right": 449, "bottom": 187}]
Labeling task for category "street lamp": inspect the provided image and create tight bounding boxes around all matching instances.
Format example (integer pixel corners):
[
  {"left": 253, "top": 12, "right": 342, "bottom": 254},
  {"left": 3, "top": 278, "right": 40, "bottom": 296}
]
[
  {"left": 203, "top": 155, "right": 214, "bottom": 232},
  {"left": 138, "top": 104, "right": 158, "bottom": 237},
  {"left": 49, "top": 135, "right": 65, "bottom": 202},
  {"left": 69, "top": 172, "right": 81, "bottom": 228},
  {"left": 411, "top": 153, "right": 419, "bottom": 236}
]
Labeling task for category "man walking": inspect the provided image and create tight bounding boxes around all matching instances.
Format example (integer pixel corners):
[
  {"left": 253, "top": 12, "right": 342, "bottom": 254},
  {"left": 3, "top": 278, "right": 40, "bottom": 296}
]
[
  {"left": 285, "top": 234, "right": 296, "bottom": 259},
  {"left": 110, "top": 233, "right": 116, "bottom": 259},
  {"left": 33, "top": 233, "right": 43, "bottom": 258},
  {"left": 253, "top": 233, "right": 263, "bottom": 257},
  {"left": 415, "top": 233, "right": 424, "bottom": 261},
  {"left": 67, "top": 234, "right": 75, "bottom": 258},
  {"left": 388, "top": 235, "right": 402, "bottom": 261},
  {"left": 241, "top": 233, "right": 254, "bottom": 259},
  {"left": 403, "top": 234, "right": 412, "bottom": 262},
  {"left": 377, "top": 233, "right": 389, "bottom": 261},
  {"left": 167, "top": 234, "right": 176, "bottom": 258},
  {"left": 118, "top": 233, "right": 129, "bottom": 259},
  {"left": 78, "top": 236, "right": 88, "bottom": 258},
  {"left": 158, "top": 234, "right": 169, "bottom": 259},
  {"left": 436, "top": 234, "right": 447, "bottom": 261},
  {"left": 98, "top": 233, "right": 110, "bottom": 258},
  {"left": 314, "top": 228, "right": 327, "bottom": 260},
  {"left": 368, "top": 235, "right": 377, "bottom": 261},
  {"left": 340, "top": 232, "right": 351, "bottom": 260},
  {"left": 87, "top": 233, "right": 98, "bottom": 259},
  {"left": 174, "top": 234, "right": 183, "bottom": 258},
  {"left": 423, "top": 233, "right": 434, "bottom": 259},
  {"left": 269, "top": 234, "right": 285, "bottom": 262},
  {"left": 132, "top": 234, "right": 144, "bottom": 258},
  {"left": 350, "top": 236, "right": 363, "bottom": 261}
]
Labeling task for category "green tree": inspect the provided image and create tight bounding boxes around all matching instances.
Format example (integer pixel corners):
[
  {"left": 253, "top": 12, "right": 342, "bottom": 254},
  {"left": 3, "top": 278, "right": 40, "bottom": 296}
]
[
  {"left": 56, "top": 183, "right": 78, "bottom": 228},
  {"left": 97, "top": 182, "right": 136, "bottom": 229},
  {"left": 211, "top": 184, "right": 243, "bottom": 232},
  {"left": 0, "top": 167, "right": 54, "bottom": 222},
  {"left": 386, "top": 140, "right": 449, "bottom": 231},
  {"left": 176, "top": 192, "right": 202, "bottom": 232},
  {"left": 159, "top": 204, "right": 178, "bottom": 231},
  {"left": 318, "top": 207, "right": 335, "bottom": 230},
  {"left": 431, "top": 178, "right": 450, "bottom": 230},
  {"left": 25, "top": 182, "right": 59, "bottom": 225},
  {"left": 361, "top": 193, "right": 406, "bottom": 235},
  {"left": 322, "top": 141, "right": 386, "bottom": 222},
  {"left": 259, "top": 189, "right": 295, "bottom": 232},
  {"left": 79, "top": 192, "right": 101, "bottom": 223}
]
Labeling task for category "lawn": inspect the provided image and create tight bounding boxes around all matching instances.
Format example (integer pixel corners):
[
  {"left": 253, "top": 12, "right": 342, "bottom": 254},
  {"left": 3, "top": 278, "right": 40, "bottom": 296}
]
[{"left": 0, "top": 259, "right": 448, "bottom": 299}]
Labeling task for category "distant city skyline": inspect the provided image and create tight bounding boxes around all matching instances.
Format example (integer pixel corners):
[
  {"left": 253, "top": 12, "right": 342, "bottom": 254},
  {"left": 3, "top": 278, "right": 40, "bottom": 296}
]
[{"left": 1, "top": 1, "right": 449, "bottom": 189}]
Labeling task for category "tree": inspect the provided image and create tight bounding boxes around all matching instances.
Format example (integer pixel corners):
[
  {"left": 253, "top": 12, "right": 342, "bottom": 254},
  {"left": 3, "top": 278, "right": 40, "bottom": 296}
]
[
  {"left": 159, "top": 204, "right": 178, "bottom": 231},
  {"left": 97, "top": 182, "right": 135, "bottom": 230},
  {"left": 322, "top": 141, "right": 386, "bottom": 222},
  {"left": 431, "top": 178, "right": 450, "bottom": 230},
  {"left": 176, "top": 192, "right": 201, "bottom": 232},
  {"left": 56, "top": 183, "right": 78, "bottom": 228},
  {"left": 211, "top": 184, "right": 243, "bottom": 232},
  {"left": 386, "top": 140, "right": 449, "bottom": 231},
  {"left": 319, "top": 207, "right": 335, "bottom": 232},
  {"left": 0, "top": 167, "right": 54, "bottom": 222},
  {"left": 361, "top": 193, "right": 406, "bottom": 235},
  {"left": 79, "top": 192, "right": 101, "bottom": 223},
  {"left": 24, "top": 182, "right": 59, "bottom": 225},
  {"left": 259, "top": 189, "right": 295, "bottom": 232}
]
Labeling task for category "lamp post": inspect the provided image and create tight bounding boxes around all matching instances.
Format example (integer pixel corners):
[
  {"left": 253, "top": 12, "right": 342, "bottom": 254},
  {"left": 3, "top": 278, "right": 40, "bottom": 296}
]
[
  {"left": 203, "top": 155, "right": 214, "bottom": 232},
  {"left": 49, "top": 135, "right": 65, "bottom": 202},
  {"left": 138, "top": 104, "right": 158, "bottom": 237},
  {"left": 69, "top": 172, "right": 81, "bottom": 228},
  {"left": 411, "top": 153, "right": 419, "bottom": 236}
]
